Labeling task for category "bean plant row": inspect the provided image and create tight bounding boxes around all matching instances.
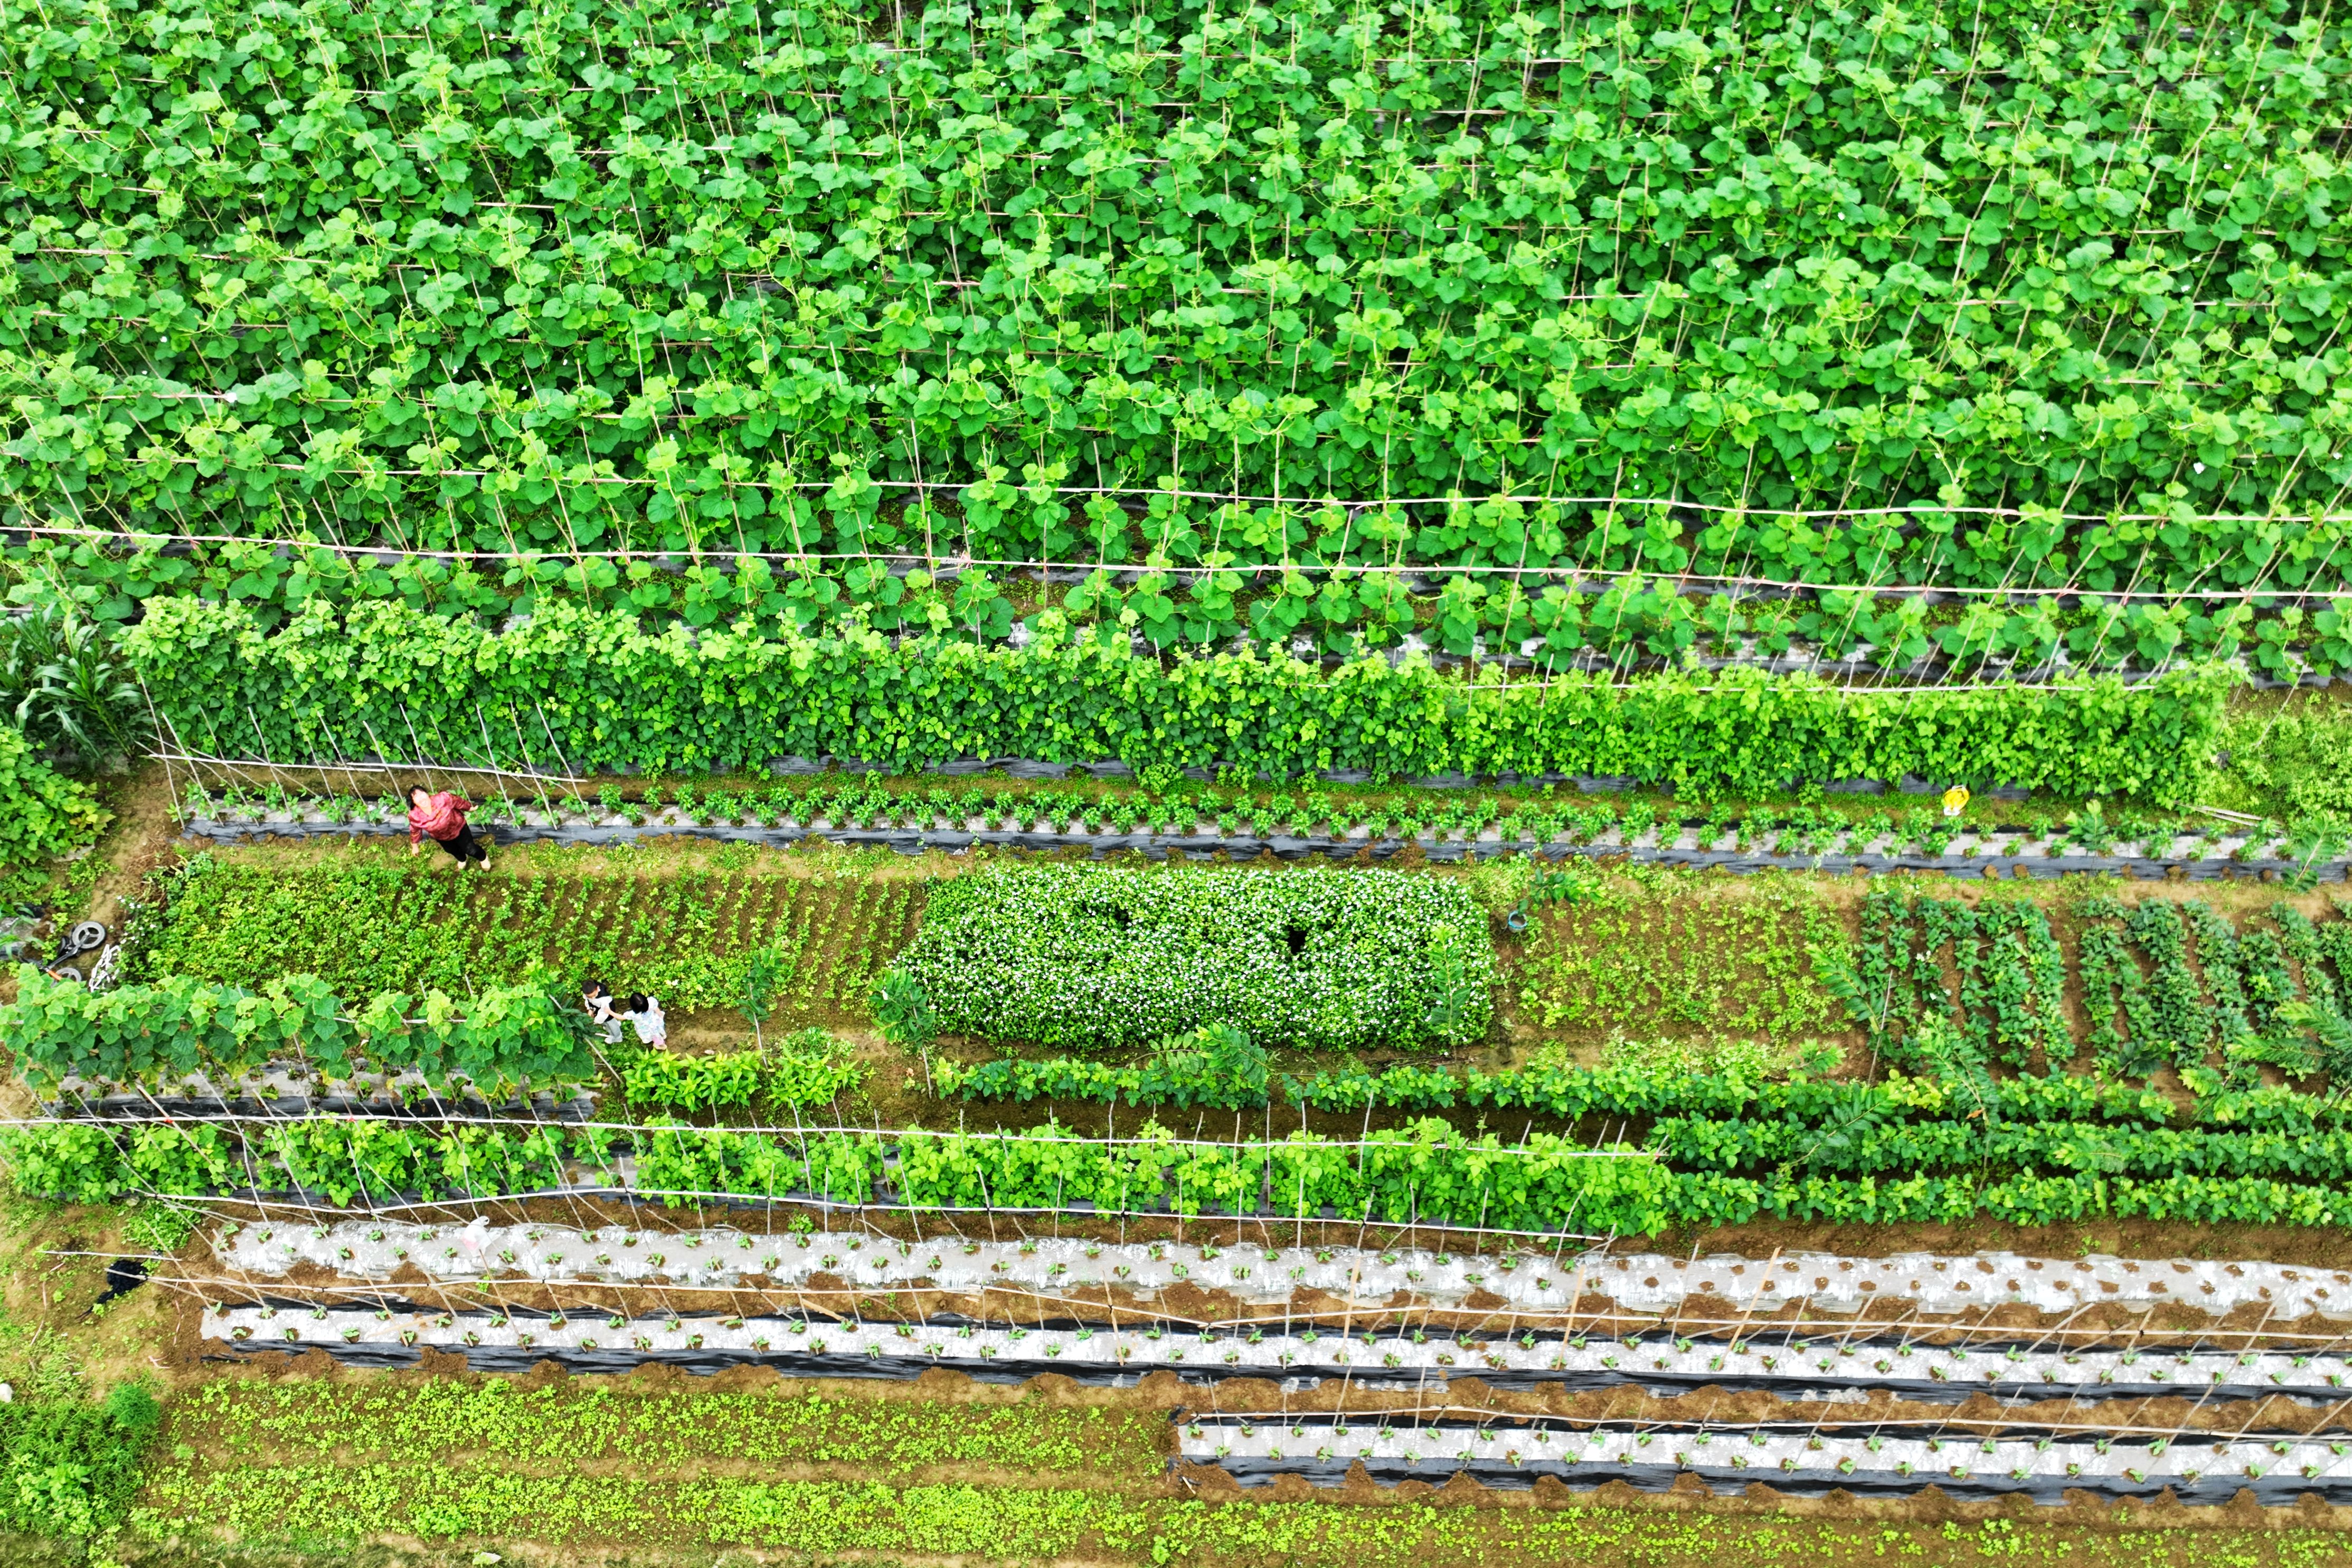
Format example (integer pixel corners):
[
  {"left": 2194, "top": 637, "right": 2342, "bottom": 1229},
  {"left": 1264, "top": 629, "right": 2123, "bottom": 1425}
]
[
  {"left": 14, "top": 1114, "right": 2352, "bottom": 1233},
  {"left": 41, "top": 537, "right": 2352, "bottom": 678},
  {"left": 1838, "top": 891, "right": 2352, "bottom": 1089},
  {"left": 130, "top": 598, "right": 2224, "bottom": 804}
]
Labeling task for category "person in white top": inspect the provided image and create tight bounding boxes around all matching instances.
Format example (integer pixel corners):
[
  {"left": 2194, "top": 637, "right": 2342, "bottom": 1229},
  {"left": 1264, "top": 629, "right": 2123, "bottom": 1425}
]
[
  {"left": 624, "top": 993, "right": 667, "bottom": 1048},
  {"left": 582, "top": 979, "right": 626, "bottom": 1043}
]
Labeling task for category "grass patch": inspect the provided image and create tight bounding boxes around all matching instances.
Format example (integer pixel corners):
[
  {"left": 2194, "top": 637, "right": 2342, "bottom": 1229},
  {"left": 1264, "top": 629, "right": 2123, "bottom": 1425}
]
[
  {"left": 126, "top": 1463, "right": 2352, "bottom": 1566},
  {"left": 163, "top": 1380, "right": 1164, "bottom": 1481},
  {"left": 2211, "top": 696, "right": 2352, "bottom": 819}
]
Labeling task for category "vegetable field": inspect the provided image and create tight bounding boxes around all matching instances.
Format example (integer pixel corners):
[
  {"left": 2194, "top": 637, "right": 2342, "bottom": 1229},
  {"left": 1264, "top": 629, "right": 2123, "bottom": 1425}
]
[
  {"left": 8, "top": 0, "right": 2352, "bottom": 1552},
  {"left": 138, "top": 857, "right": 921, "bottom": 1017},
  {"left": 9, "top": 0, "right": 2352, "bottom": 583}
]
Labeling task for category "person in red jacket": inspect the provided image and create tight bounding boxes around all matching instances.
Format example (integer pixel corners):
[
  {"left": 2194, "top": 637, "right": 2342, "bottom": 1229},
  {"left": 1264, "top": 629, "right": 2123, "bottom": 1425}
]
[{"left": 408, "top": 785, "right": 490, "bottom": 868}]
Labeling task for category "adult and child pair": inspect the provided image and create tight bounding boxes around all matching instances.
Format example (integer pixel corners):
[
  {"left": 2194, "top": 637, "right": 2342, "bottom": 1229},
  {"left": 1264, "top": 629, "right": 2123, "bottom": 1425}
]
[{"left": 582, "top": 980, "right": 667, "bottom": 1047}]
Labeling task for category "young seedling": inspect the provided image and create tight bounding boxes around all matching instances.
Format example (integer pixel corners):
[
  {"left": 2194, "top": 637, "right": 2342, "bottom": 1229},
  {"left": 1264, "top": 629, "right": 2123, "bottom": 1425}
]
[{"left": 737, "top": 943, "right": 789, "bottom": 1049}]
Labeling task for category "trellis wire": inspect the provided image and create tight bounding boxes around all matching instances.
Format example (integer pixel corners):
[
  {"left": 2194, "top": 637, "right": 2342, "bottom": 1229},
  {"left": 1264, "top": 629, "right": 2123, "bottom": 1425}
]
[
  {"left": 18, "top": 1112, "right": 1653, "bottom": 1159},
  {"left": 16, "top": 518, "right": 2352, "bottom": 602}
]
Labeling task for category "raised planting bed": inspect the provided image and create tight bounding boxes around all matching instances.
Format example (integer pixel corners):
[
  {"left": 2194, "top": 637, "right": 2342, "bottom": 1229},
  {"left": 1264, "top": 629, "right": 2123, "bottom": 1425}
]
[
  {"left": 215, "top": 1224, "right": 2352, "bottom": 1329},
  {"left": 200, "top": 1301, "right": 2352, "bottom": 1405},
  {"left": 175, "top": 788, "right": 2352, "bottom": 882},
  {"left": 1186, "top": 1418, "right": 2352, "bottom": 1504}
]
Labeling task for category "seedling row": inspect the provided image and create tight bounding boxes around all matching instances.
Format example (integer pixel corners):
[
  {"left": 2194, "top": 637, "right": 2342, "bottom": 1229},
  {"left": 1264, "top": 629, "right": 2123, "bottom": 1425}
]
[{"left": 178, "top": 782, "right": 2352, "bottom": 875}]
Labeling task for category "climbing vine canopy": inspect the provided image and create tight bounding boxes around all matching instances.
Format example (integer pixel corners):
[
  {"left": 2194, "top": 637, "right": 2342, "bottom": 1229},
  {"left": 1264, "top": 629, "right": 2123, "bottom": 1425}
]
[{"left": 2, "top": 0, "right": 2349, "bottom": 596}]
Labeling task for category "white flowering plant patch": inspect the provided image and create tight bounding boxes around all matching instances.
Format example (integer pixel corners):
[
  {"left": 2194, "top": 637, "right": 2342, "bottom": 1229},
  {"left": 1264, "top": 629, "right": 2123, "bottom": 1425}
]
[{"left": 892, "top": 863, "right": 1496, "bottom": 1050}]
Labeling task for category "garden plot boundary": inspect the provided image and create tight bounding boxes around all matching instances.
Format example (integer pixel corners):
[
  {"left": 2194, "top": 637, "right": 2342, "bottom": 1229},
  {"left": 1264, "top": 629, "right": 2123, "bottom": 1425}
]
[{"left": 173, "top": 811, "right": 2352, "bottom": 883}]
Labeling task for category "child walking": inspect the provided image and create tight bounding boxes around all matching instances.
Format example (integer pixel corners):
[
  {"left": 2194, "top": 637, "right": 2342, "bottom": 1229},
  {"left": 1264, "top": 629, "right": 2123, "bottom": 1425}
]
[{"left": 623, "top": 993, "right": 668, "bottom": 1048}]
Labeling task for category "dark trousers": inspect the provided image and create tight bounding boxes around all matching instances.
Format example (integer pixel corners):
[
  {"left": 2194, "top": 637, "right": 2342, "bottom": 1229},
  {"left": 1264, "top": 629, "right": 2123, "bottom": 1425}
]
[{"left": 433, "top": 829, "right": 488, "bottom": 864}]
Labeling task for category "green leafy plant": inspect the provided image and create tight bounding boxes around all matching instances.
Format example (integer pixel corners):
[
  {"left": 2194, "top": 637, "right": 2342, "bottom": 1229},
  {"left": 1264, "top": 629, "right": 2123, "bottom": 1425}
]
[
  {"left": 0, "top": 966, "right": 598, "bottom": 1100},
  {"left": 763, "top": 1027, "right": 866, "bottom": 1108},
  {"left": 736, "top": 943, "right": 790, "bottom": 1047},
  {"left": 0, "top": 725, "right": 109, "bottom": 867},
  {"left": 872, "top": 969, "right": 939, "bottom": 1086},
  {"left": 122, "top": 599, "right": 2227, "bottom": 805},
  {"left": 0, "top": 1383, "right": 161, "bottom": 1540},
  {"left": 0, "top": 604, "right": 149, "bottom": 767},
  {"left": 939, "top": 1024, "right": 1270, "bottom": 1110},
  {"left": 118, "top": 1199, "right": 206, "bottom": 1253}
]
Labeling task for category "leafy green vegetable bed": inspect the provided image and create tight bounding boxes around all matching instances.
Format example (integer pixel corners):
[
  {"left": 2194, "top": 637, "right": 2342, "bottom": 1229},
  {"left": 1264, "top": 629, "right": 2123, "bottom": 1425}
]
[
  {"left": 892, "top": 863, "right": 1494, "bottom": 1051},
  {"left": 160, "top": 1381, "right": 1162, "bottom": 1479}
]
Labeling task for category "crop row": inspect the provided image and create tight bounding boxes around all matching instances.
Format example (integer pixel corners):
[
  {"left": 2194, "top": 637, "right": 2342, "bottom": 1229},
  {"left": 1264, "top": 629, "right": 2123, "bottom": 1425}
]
[
  {"left": 1193, "top": 1420, "right": 2348, "bottom": 1501},
  {"left": 7, "top": 0, "right": 2348, "bottom": 561},
  {"left": 126, "top": 598, "right": 2226, "bottom": 803},
  {"left": 619, "top": 1032, "right": 864, "bottom": 1115},
  {"left": 6, "top": 964, "right": 875, "bottom": 1121},
  {"left": 126, "top": 1451, "right": 2113, "bottom": 1561},
  {"left": 17, "top": 1116, "right": 2352, "bottom": 1232},
  {"left": 943, "top": 1053, "right": 2183, "bottom": 1125},
  {"left": 135, "top": 856, "right": 917, "bottom": 1017},
  {"left": 927, "top": 1049, "right": 2352, "bottom": 1182},
  {"left": 4, "top": 1117, "right": 1664, "bottom": 1231},
  {"left": 157, "top": 1380, "right": 1159, "bottom": 1480},
  {"left": 1651, "top": 1117, "right": 2352, "bottom": 1184},
  {"left": 189, "top": 780, "right": 2338, "bottom": 871},
  {"left": 42, "top": 540, "right": 2352, "bottom": 679},
  {"left": 3, "top": 969, "right": 599, "bottom": 1101},
  {"left": 222, "top": 1308, "right": 2352, "bottom": 1404}
]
